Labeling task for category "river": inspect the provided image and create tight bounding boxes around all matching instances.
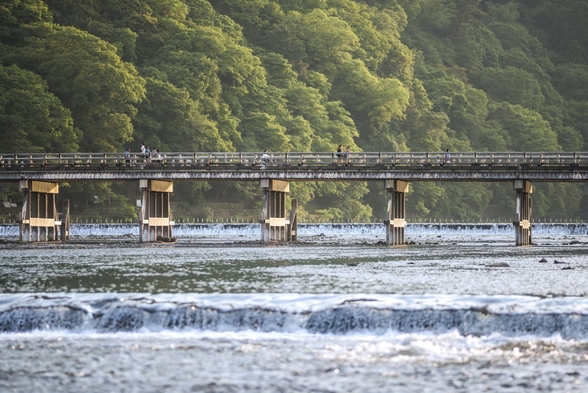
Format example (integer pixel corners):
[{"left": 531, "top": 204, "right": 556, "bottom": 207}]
[{"left": 1, "top": 223, "right": 587, "bottom": 392}]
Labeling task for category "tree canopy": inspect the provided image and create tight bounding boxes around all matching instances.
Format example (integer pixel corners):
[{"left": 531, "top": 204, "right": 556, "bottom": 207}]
[{"left": 1, "top": 0, "right": 586, "bottom": 221}]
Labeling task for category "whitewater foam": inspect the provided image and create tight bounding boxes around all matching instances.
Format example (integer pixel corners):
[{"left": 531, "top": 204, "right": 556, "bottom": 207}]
[{"left": 2, "top": 294, "right": 588, "bottom": 338}]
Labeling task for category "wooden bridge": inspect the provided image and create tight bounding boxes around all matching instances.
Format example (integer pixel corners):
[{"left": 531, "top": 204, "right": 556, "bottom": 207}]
[{"left": 1, "top": 151, "right": 587, "bottom": 245}]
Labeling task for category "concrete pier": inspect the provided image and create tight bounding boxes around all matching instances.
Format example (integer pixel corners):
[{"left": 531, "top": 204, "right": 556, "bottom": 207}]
[
  {"left": 261, "top": 179, "right": 290, "bottom": 242},
  {"left": 288, "top": 199, "right": 298, "bottom": 241},
  {"left": 514, "top": 180, "right": 532, "bottom": 246},
  {"left": 385, "top": 179, "right": 409, "bottom": 246},
  {"left": 61, "top": 199, "right": 70, "bottom": 242},
  {"left": 19, "top": 180, "right": 59, "bottom": 242},
  {"left": 139, "top": 179, "right": 174, "bottom": 242}
]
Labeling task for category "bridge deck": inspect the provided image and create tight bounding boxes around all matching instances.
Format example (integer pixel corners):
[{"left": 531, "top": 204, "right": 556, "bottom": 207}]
[{"left": 1, "top": 152, "right": 587, "bottom": 182}]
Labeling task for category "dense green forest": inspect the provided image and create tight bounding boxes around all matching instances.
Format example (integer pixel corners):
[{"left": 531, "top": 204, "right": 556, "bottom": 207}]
[{"left": 1, "top": 0, "right": 587, "bottom": 222}]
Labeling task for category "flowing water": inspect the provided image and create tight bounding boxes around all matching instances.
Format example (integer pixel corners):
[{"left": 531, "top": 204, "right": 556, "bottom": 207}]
[{"left": 1, "top": 224, "right": 588, "bottom": 392}]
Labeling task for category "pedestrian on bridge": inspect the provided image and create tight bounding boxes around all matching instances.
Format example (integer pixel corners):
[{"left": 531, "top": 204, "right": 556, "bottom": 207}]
[
  {"left": 344, "top": 146, "right": 351, "bottom": 165},
  {"left": 337, "top": 145, "right": 343, "bottom": 163},
  {"left": 443, "top": 149, "right": 451, "bottom": 165},
  {"left": 261, "top": 150, "right": 271, "bottom": 165}
]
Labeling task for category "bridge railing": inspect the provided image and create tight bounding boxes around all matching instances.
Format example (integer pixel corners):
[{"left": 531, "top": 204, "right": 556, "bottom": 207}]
[{"left": 0, "top": 152, "right": 586, "bottom": 169}]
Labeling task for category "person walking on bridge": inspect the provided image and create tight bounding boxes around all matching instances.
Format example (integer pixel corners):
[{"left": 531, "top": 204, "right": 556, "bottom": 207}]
[
  {"left": 336, "top": 145, "right": 343, "bottom": 163},
  {"left": 443, "top": 149, "right": 451, "bottom": 165},
  {"left": 261, "top": 150, "right": 270, "bottom": 164},
  {"left": 344, "top": 146, "right": 351, "bottom": 165}
]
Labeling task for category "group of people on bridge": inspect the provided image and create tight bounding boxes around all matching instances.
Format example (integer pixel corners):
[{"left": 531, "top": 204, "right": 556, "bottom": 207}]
[
  {"left": 125, "top": 143, "right": 162, "bottom": 164},
  {"left": 336, "top": 145, "right": 352, "bottom": 164}
]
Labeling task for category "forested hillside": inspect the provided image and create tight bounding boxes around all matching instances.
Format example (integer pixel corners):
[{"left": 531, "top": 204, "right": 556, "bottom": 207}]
[{"left": 1, "top": 0, "right": 587, "bottom": 222}]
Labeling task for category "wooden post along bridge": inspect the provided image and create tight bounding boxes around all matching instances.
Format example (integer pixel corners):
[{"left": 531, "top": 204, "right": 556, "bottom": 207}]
[{"left": 1, "top": 151, "right": 587, "bottom": 245}]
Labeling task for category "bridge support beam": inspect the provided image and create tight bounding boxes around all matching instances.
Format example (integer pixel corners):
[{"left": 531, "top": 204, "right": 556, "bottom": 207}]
[
  {"left": 19, "top": 180, "right": 59, "bottom": 242},
  {"left": 385, "top": 180, "right": 409, "bottom": 246},
  {"left": 139, "top": 179, "right": 174, "bottom": 242},
  {"left": 261, "top": 179, "right": 290, "bottom": 242},
  {"left": 288, "top": 199, "right": 298, "bottom": 241},
  {"left": 513, "top": 180, "right": 532, "bottom": 246}
]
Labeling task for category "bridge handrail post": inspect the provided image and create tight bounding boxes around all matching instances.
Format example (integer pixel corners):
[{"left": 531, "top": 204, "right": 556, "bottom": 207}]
[
  {"left": 491, "top": 153, "right": 494, "bottom": 166},
  {"left": 285, "top": 152, "right": 289, "bottom": 163},
  {"left": 378, "top": 152, "right": 382, "bottom": 164}
]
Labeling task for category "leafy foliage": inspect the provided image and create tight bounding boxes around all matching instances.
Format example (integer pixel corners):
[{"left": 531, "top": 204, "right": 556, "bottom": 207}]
[{"left": 0, "top": 0, "right": 586, "bottom": 221}]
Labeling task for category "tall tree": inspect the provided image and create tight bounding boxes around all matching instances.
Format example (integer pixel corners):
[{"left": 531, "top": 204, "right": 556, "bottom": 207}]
[{"left": 0, "top": 63, "right": 79, "bottom": 152}]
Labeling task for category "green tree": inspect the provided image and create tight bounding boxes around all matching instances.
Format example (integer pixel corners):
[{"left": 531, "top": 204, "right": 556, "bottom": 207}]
[
  {"left": 4, "top": 25, "right": 146, "bottom": 151},
  {"left": 0, "top": 63, "right": 79, "bottom": 153},
  {"left": 474, "top": 66, "right": 544, "bottom": 110},
  {"left": 487, "top": 102, "right": 560, "bottom": 151}
]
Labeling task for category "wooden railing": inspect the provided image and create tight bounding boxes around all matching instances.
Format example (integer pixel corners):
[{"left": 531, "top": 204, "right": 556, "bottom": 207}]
[{"left": 0, "top": 152, "right": 586, "bottom": 170}]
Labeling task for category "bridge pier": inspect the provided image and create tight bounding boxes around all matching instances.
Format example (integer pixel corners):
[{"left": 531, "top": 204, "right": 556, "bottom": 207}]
[
  {"left": 514, "top": 180, "right": 532, "bottom": 246},
  {"left": 19, "top": 180, "right": 60, "bottom": 242},
  {"left": 260, "top": 179, "right": 290, "bottom": 242},
  {"left": 385, "top": 180, "right": 409, "bottom": 246},
  {"left": 139, "top": 179, "right": 174, "bottom": 242}
]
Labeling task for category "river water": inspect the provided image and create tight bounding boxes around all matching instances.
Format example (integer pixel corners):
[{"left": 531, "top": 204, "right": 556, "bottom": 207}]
[{"left": 1, "top": 224, "right": 588, "bottom": 392}]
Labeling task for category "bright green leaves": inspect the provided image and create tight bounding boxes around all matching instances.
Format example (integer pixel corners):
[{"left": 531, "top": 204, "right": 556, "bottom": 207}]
[
  {"left": 133, "top": 76, "right": 231, "bottom": 152},
  {"left": 5, "top": 25, "right": 145, "bottom": 151}
]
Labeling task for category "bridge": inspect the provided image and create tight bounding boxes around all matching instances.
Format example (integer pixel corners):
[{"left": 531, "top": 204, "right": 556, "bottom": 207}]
[{"left": 1, "top": 151, "right": 587, "bottom": 245}]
